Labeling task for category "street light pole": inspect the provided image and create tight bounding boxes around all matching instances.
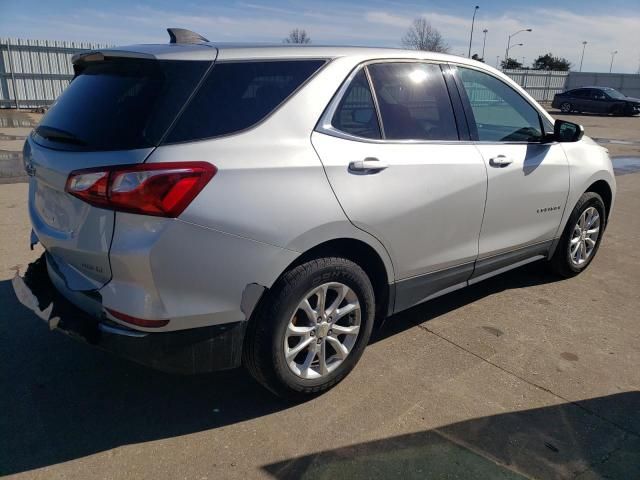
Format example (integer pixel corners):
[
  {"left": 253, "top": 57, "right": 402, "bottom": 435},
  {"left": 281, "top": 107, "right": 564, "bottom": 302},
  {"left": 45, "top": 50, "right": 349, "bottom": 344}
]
[
  {"left": 481, "top": 29, "right": 488, "bottom": 60},
  {"left": 579, "top": 41, "right": 587, "bottom": 72},
  {"left": 468, "top": 6, "right": 479, "bottom": 58},
  {"left": 505, "top": 28, "right": 532, "bottom": 62},
  {"left": 609, "top": 50, "right": 618, "bottom": 73},
  {"left": 505, "top": 43, "right": 524, "bottom": 64}
]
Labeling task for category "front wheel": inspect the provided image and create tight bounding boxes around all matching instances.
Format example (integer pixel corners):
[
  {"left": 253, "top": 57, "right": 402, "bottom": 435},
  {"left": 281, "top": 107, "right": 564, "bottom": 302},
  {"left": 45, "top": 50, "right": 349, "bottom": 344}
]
[
  {"left": 243, "top": 257, "right": 375, "bottom": 400},
  {"left": 549, "top": 192, "right": 606, "bottom": 277},
  {"left": 560, "top": 102, "right": 572, "bottom": 113}
]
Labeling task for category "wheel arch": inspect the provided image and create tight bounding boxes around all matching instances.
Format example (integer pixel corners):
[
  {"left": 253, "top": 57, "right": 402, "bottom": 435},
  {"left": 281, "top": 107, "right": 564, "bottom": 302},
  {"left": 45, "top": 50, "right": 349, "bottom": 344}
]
[
  {"left": 585, "top": 179, "right": 613, "bottom": 221},
  {"left": 299, "top": 238, "right": 391, "bottom": 319},
  {"left": 279, "top": 237, "right": 394, "bottom": 322}
]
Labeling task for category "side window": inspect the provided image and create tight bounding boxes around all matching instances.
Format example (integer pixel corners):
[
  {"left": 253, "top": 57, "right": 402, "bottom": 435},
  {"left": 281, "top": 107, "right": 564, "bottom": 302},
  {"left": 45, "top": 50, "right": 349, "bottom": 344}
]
[
  {"left": 573, "top": 89, "right": 588, "bottom": 98},
  {"left": 331, "top": 69, "right": 381, "bottom": 139},
  {"left": 367, "top": 63, "right": 458, "bottom": 140},
  {"left": 457, "top": 67, "right": 543, "bottom": 143},
  {"left": 165, "top": 60, "right": 325, "bottom": 143},
  {"left": 592, "top": 90, "right": 607, "bottom": 100}
]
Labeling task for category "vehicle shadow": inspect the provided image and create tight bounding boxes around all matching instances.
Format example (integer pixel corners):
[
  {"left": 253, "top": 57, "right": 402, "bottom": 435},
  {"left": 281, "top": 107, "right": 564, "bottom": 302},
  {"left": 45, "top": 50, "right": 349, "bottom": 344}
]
[
  {"left": 0, "top": 262, "right": 563, "bottom": 475},
  {"left": 372, "top": 262, "right": 562, "bottom": 344},
  {"left": 262, "top": 391, "right": 640, "bottom": 480}
]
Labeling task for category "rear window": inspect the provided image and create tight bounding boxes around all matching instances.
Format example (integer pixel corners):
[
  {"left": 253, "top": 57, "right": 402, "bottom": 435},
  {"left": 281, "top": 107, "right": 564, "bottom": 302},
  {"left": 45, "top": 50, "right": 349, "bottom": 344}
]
[
  {"left": 164, "top": 60, "right": 326, "bottom": 143},
  {"left": 35, "top": 58, "right": 210, "bottom": 151}
]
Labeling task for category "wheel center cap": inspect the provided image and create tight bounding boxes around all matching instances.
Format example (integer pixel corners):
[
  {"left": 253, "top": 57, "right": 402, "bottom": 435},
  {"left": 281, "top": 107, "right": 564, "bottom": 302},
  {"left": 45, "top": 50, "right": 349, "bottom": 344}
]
[{"left": 317, "top": 322, "right": 330, "bottom": 338}]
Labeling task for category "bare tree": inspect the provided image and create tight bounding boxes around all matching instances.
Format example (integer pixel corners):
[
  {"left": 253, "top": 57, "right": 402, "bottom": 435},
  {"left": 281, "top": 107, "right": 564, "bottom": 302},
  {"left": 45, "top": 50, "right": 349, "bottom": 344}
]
[
  {"left": 401, "top": 17, "right": 450, "bottom": 53},
  {"left": 284, "top": 28, "right": 311, "bottom": 44}
]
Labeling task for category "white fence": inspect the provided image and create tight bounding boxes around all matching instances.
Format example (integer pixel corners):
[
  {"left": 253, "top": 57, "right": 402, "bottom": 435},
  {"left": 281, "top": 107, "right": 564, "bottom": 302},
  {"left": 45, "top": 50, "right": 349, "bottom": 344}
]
[
  {"left": 502, "top": 69, "right": 569, "bottom": 103},
  {"left": 2, "top": 37, "right": 638, "bottom": 110},
  {"left": 0, "top": 38, "right": 110, "bottom": 109}
]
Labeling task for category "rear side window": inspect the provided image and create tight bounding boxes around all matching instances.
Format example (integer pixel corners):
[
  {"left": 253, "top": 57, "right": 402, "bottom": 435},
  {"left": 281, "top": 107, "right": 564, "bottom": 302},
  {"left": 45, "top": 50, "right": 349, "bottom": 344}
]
[
  {"left": 35, "top": 59, "right": 210, "bottom": 151},
  {"left": 331, "top": 69, "right": 381, "bottom": 139},
  {"left": 367, "top": 63, "right": 458, "bottom": 141},
  {"left": 165, "top": 60, "right": 325, "bottom": 143}
]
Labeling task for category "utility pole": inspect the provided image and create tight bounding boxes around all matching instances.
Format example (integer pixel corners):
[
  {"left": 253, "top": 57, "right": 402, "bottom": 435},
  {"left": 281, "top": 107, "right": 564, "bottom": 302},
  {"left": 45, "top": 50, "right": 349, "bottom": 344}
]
[
  {"left": 579, "top": 41, "right": 587, "bottom": 72},
  {"left": 468, "top": 6, "right": 479, "bottom": 58},
  {"left": 481, "top": 29, "right": 488, "bottom": 60}
]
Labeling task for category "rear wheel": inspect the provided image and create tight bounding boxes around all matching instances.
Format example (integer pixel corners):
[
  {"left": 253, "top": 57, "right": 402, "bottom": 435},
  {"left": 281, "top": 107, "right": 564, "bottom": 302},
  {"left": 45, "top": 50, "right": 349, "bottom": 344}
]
[
  {"left": 560, "top": 102, "right": 572, "bottom": 113},
  {"left": 243, "top": 257, "right": 375, "bottom": 400},
  {"left": 549, "top": 192, "right": 606, "bottom": 277}
]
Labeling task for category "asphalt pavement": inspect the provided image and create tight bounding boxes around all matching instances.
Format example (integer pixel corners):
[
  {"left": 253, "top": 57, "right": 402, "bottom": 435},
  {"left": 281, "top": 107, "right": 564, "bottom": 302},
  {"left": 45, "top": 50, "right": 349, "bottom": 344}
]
[{"left": 1, "top": 110, "right": 639, "bottom": 479}]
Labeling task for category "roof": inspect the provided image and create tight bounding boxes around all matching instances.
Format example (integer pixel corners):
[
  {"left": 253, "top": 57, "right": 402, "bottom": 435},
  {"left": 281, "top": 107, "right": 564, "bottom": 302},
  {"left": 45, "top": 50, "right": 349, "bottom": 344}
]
[
  {"left": 571, "top": 86, "right": 616, "bottom": 90},
  {"left": 77, "top": 41, "right": 480, "bottom": 66}
]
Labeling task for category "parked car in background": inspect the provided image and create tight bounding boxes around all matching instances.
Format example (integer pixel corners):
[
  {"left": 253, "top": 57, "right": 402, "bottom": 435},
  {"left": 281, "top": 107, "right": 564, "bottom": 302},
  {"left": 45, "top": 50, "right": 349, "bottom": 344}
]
[
  {"left": 552, "top": 86, "right": 640, "bottom": 115},
  {"left": 15, "top": 29, "right": 616, "bottom": 400}
]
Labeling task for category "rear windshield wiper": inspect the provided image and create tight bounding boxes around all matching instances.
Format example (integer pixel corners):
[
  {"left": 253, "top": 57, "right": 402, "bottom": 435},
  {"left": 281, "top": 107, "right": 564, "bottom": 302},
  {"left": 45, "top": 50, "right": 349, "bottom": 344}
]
[{"left": 35, "top": 126, "right": 87, "bottom": 146}]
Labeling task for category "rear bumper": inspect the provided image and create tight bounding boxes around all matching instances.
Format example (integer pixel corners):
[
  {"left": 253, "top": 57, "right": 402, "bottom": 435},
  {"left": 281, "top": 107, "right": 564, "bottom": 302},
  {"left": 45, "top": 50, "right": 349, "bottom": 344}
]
[{"left": 12, "top": 255, "right": 246, "bottom": 374}]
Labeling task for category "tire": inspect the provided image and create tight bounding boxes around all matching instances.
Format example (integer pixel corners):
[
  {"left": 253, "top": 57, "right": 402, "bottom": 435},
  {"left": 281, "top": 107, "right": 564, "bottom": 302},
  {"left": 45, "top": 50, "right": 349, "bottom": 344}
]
[
  {"left": 243, "top": 257, "right": 375, "bottom": 400},
  {"left": 624, "top": 104, "right": 639, "bottom": 116},
  {"left": 560, "top": 102, "right": 572, "bottom": 113},
  {"left": 549, "top": 192, "right": 606, "bottom": 278}
]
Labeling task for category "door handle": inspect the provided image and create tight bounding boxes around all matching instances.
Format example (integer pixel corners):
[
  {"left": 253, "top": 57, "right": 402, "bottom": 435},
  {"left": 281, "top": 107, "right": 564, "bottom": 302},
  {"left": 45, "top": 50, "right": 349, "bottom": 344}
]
[
  {"left": 349, "top": 157, "right": 389, "bottom": 173},
  {"left": 489, "top": 155, "right": 514, "bottom": 167}
]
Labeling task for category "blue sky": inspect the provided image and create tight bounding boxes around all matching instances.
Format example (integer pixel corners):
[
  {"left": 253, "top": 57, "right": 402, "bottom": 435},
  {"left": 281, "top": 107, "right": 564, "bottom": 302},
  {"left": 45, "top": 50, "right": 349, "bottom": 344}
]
[{"left": 1, "top": 0, "right": 639, "bottom": 73}]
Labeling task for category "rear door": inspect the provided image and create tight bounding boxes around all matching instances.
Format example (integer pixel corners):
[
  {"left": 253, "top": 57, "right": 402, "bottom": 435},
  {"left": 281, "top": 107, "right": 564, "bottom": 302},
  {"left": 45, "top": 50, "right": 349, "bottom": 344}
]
[
  {"left": 312, "top": 61, "right": 487, "bottom": 311},
  {"left": 453, "top": 65, "right": 569, "bottom": 273},
  {"left": 26, "top": 55, "right": 211, "bottom": 290}
]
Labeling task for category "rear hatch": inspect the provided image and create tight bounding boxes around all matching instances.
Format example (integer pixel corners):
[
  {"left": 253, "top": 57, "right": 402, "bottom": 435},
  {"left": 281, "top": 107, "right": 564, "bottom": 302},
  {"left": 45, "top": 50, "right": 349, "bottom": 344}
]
[{"left": 26, "top": 52, "right": 214, "bottom": 290}]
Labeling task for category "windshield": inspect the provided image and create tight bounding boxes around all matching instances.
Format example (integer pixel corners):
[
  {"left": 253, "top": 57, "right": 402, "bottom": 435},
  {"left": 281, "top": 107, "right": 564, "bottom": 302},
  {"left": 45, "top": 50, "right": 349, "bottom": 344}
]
[
  {"left": 35, "top": 58, "right": 210, "bottom": 151},
  {"left": 604, "top": 88, "right": 626, "bottom": 99}
]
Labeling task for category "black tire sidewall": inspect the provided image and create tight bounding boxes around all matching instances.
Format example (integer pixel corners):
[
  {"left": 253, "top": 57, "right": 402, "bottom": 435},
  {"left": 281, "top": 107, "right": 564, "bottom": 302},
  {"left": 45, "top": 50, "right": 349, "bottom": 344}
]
[
  {"left": 561, "top": 102, "right": 572, "bottom": 113},
  {"left": 560, "top": 193, "right": 606, "bottom": 274},
  {"left": 257, "top": 258, "right": 375, "bottom": 396}
]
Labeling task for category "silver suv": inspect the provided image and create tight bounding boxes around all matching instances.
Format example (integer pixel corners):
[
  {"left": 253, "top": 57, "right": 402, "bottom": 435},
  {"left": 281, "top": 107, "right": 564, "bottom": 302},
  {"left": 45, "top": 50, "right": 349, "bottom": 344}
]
[{"left": 16, "top": 29, "right": 616, "bottom": 399}]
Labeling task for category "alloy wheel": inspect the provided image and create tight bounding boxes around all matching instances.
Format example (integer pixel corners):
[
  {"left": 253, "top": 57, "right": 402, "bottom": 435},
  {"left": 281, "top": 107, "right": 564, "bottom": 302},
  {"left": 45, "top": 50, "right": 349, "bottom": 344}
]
[
  {"left": 570, "top": 206, "right": 601, "bottom": 266},
  {"left": 284, "top": 282, "right": 361, "bottom": 379}
]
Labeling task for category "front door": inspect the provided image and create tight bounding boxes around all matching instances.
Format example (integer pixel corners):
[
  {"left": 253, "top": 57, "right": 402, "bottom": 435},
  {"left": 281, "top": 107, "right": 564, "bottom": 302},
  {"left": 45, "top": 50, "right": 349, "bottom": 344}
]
[
  {"left": 312, "top": 62, "right": 487, "bottom": 310},
  {"left": 453, "top": 66, "right": 570, "bottom": 272}
]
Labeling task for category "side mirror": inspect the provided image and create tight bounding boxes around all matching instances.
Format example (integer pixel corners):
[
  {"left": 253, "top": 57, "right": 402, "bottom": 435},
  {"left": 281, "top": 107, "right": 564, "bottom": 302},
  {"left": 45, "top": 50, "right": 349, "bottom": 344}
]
[{"left": 554, "top": 120, "right": 584, "bottom": 142}]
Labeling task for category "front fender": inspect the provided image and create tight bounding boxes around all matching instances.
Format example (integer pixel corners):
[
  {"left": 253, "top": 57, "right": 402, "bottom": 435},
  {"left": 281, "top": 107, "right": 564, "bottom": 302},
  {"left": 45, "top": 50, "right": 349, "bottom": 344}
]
[{"left": 555, "top": 138, "right": 616, "bottom": 239}]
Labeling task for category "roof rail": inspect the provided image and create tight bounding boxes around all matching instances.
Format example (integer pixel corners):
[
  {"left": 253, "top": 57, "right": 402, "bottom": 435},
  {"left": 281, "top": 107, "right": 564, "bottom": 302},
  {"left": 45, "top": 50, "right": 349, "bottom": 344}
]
[{"left": 167, "top": 28, "right": 210, "bottom": 44}]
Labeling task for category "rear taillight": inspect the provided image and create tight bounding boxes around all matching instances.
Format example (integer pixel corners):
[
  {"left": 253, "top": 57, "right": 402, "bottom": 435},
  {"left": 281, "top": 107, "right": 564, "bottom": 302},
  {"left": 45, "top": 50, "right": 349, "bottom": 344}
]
[{"left": 65, "top": 162, "right": 216, "bottom": 217}]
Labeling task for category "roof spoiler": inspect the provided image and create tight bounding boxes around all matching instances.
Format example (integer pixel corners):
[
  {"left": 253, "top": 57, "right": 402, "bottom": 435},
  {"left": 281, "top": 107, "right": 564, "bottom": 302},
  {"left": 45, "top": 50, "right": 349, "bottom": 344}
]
[{"left": 167, "top": 28, "right": 210, "bottom": 44}]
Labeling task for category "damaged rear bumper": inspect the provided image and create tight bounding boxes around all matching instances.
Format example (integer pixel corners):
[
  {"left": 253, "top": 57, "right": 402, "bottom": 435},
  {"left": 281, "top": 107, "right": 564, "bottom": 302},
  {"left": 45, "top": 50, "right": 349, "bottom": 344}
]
[{"left": 12, "top": 255, "right": 246, "bottom": 374}]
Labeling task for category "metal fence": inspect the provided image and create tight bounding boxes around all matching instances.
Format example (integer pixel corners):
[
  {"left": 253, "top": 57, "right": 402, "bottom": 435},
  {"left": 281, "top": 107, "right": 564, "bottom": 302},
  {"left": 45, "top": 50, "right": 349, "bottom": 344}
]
[
  {"left": 0, "top": 38, "right": 110, "bottom": 109},
  {"left": 2, "top": 37, "right": 638, "bottom": 110},
  {"left": 564, "top": 72, "right": 640, "bottom": 99},
  {"left": 502, "top": 69, "right": 569, "bottom": 103}
]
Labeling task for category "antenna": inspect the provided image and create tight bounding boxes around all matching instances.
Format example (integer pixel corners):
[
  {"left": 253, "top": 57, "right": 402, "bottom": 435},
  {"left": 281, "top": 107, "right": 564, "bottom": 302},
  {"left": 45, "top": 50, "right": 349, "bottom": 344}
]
[{"left": 167, "top": 28, "right": 210, "bottom": 44}]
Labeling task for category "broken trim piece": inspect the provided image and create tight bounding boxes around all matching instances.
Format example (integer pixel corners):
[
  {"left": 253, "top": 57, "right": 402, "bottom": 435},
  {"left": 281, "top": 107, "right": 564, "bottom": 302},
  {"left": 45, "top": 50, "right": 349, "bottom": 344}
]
[
  {"left": 12, "top": 273, "right": 59, "bottom": 330},
  {"left": 241, "top": 283, "right": 267, "bottom": 320}
]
